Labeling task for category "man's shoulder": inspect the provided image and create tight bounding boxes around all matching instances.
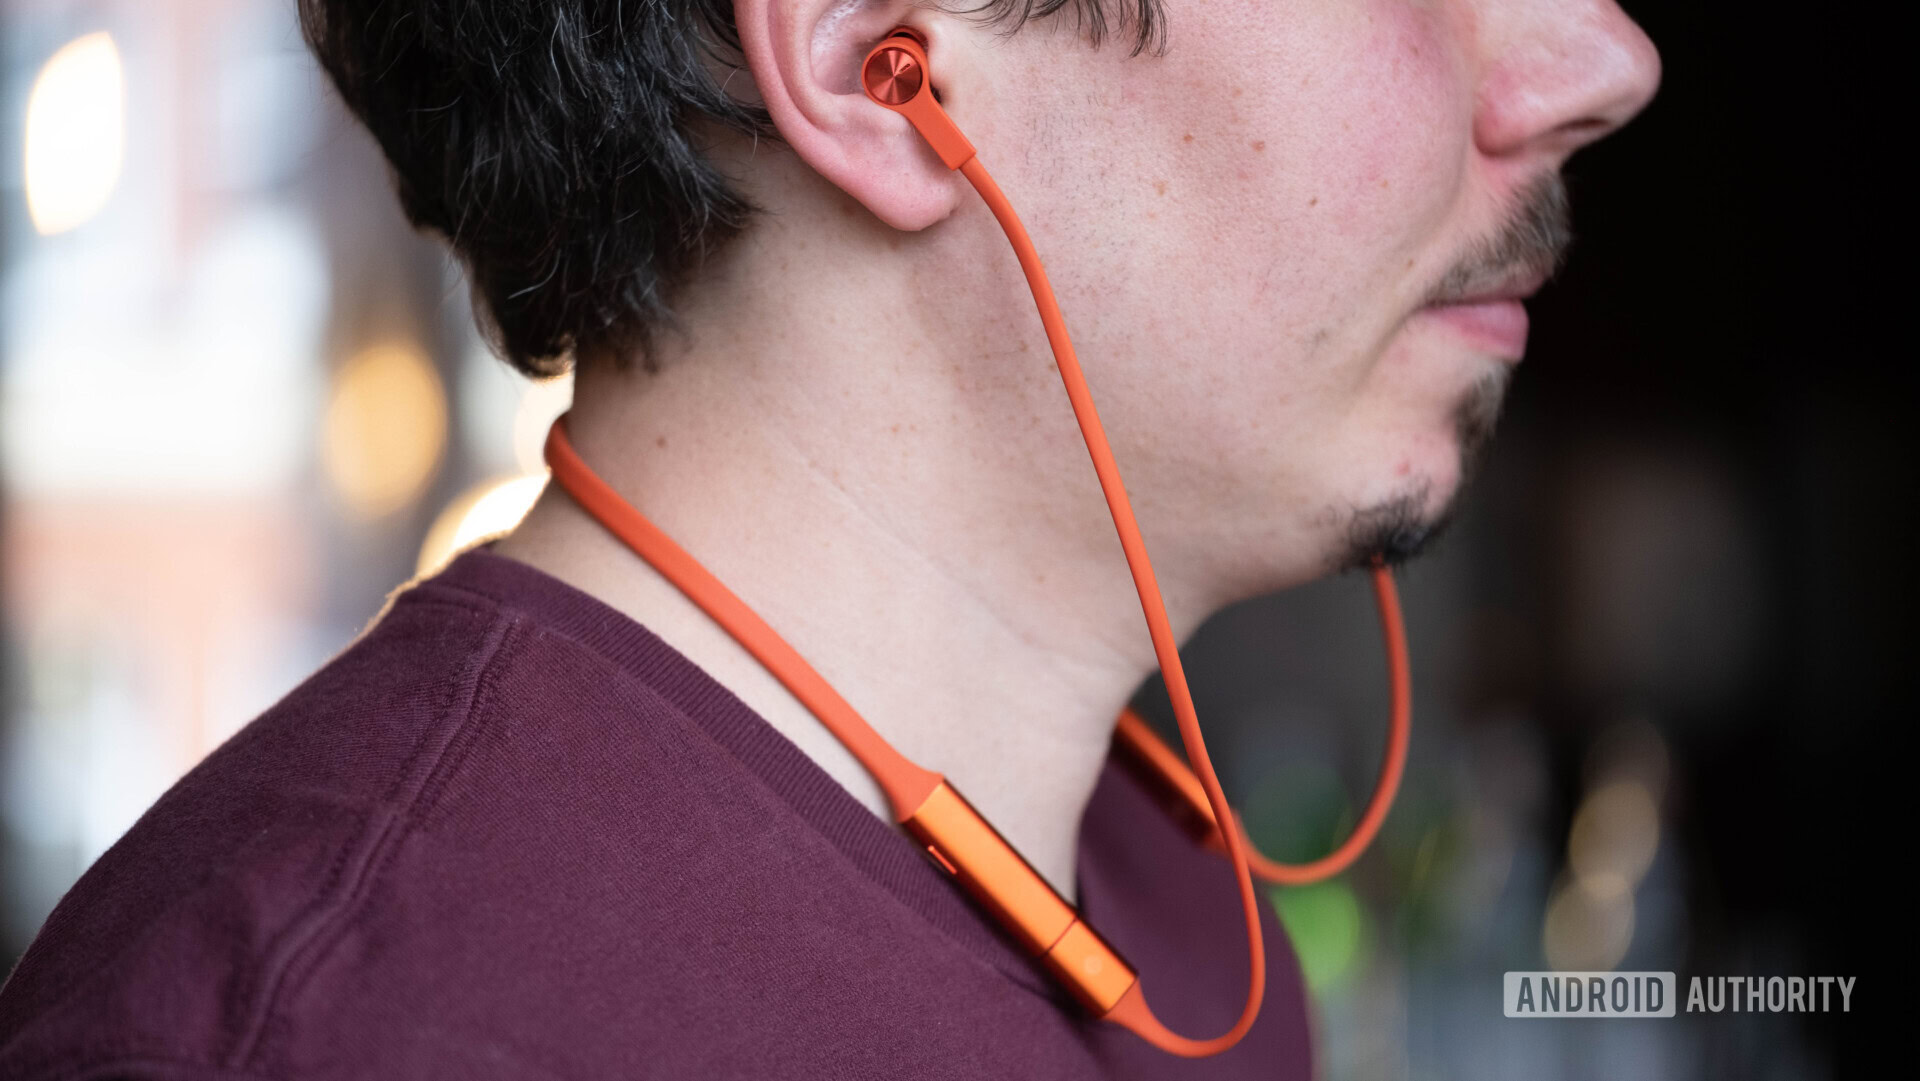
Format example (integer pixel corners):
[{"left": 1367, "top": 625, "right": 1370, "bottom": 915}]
[
  {"left": 0, "top": 575, "right": 559, "bottom": 1079},
  {"left": 0, "top": 557, "right": 844, "bottom": 1080}
]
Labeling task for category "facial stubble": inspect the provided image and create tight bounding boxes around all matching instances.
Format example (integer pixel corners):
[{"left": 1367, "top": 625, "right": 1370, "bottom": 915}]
[{"left": 1337, "top": 174, "right": 1571, "bottom": 572}]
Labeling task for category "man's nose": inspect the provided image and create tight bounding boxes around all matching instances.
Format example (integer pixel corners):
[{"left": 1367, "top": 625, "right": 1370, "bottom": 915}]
[{"left": 1473, "top": 0, "right": 1663, "bottom": 162}]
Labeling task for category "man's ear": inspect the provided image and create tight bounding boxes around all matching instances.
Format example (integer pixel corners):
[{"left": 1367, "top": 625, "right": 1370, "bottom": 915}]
[{"left": 733, "top": 0, "right": 968, "bottom": 230}]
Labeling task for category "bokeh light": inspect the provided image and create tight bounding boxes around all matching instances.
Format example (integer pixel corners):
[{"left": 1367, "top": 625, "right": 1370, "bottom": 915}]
[
  {"left": 1541, "top": 718, "right": 1666, "bottom": 973},
  {"left": 513, "top": 373, "right": 574, "bottom": 475},
  {"left": 24, "top": 32, "right": 125, "bottom": 235},
  {"left": 417, "top": 474, "right": 548, "bottom": 576},
  {"left": 321, "top": 342, "right": 447, "bottom": 518},
  {"left": 1542, "top": 873, "right": 1636, "bottom": 972},
  {"left": 1272, "top": 881, "right": 1366, "bottom": 994},
  {"left": 1566, "top": 779, "right": 1659, "bottom": 899}
]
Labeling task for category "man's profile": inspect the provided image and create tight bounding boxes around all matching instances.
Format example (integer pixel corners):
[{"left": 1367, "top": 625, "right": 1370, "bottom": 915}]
[{"left": 0, "top": 1, "right": 1657, "bottom": 1077}]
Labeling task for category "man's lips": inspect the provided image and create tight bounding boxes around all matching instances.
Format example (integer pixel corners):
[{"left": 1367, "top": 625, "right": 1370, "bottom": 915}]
[
  {"left": 1419, "top": 298, "right": 1531, "bottom": 360},
  {"left": 1417, "top": 271, "right": 1546, "bottom": 361}
]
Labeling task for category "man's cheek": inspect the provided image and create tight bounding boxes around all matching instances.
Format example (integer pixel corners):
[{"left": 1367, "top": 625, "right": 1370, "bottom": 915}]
[
  {"left": 1368, "top": 313, "right": 1482, "bottom": 415},
  {"left": 1326, "top": 5, "right": 1472, "bottom": 249}
]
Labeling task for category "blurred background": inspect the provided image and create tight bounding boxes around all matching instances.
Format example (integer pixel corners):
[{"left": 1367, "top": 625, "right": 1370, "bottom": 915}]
[{"left": 0, "top": 3, "right": 1888, "bottom": 1079}]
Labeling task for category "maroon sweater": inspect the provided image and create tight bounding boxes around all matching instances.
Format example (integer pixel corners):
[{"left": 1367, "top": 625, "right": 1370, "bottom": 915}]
[{"left": 0, "top": 545, "right": 1310, "bottom": 1079}]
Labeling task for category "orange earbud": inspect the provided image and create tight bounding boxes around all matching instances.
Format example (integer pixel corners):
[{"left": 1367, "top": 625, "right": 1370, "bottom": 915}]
[{"left": 860, "top": 30, "right": 975, "bottom": 170}]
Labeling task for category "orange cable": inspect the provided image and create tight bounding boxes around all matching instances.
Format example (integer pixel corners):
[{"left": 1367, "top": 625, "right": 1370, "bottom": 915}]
[
  {"left": 959, "top": 154, "right": 1264, "bottom": 1057},
  {"left": 543, "top": 420, "right": 942, "bottom": 819},
  {"left": 1113, "top": 561, "right": 1411, "bottom": 885}
]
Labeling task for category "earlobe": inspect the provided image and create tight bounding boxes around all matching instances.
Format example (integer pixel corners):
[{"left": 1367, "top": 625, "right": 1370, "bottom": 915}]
[{"left": 734, "top": 0, "right": 967, "bottom": 230}]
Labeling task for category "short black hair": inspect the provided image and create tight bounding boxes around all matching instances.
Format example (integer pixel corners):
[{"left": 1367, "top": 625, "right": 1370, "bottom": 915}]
[{"left": 299, "top": 0, "right": 1168, "bottom": 378}]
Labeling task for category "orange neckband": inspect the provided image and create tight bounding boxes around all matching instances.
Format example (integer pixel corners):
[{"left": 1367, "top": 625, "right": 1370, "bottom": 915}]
[
  {"left": 536, "top": 27, "right": 1413, "bottom": 1058},
  {"left": 544, "top": 420, "right": 1409, "bottom": 1053}
]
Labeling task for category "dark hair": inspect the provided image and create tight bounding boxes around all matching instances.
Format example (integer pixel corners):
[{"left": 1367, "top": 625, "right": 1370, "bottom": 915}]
[{"left": 299, "top": 0, "right": 1167, "bottom": 378}]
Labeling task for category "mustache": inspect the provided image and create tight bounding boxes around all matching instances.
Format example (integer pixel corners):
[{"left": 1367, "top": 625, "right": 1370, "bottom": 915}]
[{"left": 1423, "top": 173, "right": 1573, "bottom": 306}]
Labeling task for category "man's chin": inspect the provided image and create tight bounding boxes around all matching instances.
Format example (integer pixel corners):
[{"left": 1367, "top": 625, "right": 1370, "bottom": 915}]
[
  {"left": 1336, "top": 481, "right": 1458, "bottom": 571},
  {"left": 1455, "top": 366, "right": 1512, "bottom": 482},
  {"left": 1328, "top": 366, "right": 1510, "bottom": 573}
]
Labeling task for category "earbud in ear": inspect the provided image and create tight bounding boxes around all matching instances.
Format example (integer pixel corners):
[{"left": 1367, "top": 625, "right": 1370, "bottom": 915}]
[{"left": 861, "top": 29, "right": 976, "bottom": 170}]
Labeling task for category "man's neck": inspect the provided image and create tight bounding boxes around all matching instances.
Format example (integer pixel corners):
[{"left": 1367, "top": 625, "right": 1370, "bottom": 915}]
[{"left": 489, "top": 257, "right": 1225, "bottom": 899}]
